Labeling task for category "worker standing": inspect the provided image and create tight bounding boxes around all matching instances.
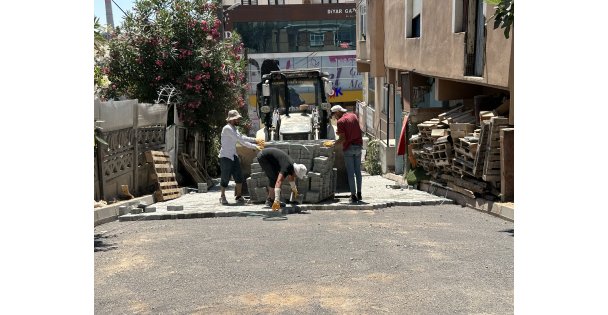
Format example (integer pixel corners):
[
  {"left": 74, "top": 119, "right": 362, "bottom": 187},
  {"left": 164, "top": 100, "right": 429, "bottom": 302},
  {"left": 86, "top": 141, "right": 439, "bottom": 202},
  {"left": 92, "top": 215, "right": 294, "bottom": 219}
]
[
  {"left": 326, "top": 105, "right": 363, "bottom": 203},
  {"left": 256, "top": 147, "right": 308, "bottom": 211},
  {"left": 219, "top": 110, "right": 264, "bottom": 205}
]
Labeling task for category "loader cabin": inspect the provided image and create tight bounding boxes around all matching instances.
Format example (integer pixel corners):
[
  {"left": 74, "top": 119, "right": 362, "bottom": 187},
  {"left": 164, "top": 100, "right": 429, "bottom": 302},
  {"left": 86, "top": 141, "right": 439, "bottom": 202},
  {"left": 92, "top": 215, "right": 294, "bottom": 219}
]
[
  {"left": 257, "top": 69, "right": 334, "bottom": 140},
  {"left": 257, "top": 69, "right": 332, "bottom": 116}
]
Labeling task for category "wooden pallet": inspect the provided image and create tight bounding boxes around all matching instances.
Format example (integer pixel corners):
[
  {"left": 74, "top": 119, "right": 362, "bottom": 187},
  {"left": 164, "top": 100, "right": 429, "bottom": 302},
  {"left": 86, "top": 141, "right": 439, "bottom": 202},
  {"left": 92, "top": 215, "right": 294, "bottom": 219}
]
[
  {"left": 145, "top": 150, "right": 181, "bottom": 201},
  {"left": 454, "top": 138, "right": 478, "bottom": 159},
  {"left": 472, "top": 121, "right": 490, "bottom": 177},
  {"left": 178, "top": 153, "right": 214, "bottom": 189},
  {"left": 482, "top": 117, "right": 510, "bottom": 180},
  {"left": 440, "top": 174, "right": 488, "bottom": 194}
]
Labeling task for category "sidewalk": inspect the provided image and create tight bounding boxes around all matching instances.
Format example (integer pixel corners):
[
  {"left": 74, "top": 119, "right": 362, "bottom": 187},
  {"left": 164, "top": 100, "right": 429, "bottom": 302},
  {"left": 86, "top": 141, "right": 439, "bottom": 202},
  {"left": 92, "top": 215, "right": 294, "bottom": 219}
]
[
  {"left": 98, "top": 175, "right": 450, "bottom": 225},
  {"left": 94, "top": 173, "right": 513, "bottom": 226}
]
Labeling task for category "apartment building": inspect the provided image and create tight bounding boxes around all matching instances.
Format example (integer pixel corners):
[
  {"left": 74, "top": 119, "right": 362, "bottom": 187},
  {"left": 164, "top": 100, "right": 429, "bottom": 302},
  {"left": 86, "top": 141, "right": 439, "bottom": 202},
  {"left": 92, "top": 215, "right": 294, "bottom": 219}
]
[
  {"left": 222, "top": 0, "right": 361, "bottom": 133},
  {"left": 356, "top": 0, "right": 513, "bottom": 174}
]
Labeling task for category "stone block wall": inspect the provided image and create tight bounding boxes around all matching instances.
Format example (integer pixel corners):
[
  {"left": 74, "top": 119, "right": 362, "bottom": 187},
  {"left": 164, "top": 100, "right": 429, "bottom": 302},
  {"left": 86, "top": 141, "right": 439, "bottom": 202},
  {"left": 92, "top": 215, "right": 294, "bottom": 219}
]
[{"left": 247, "top": 140, "right": 337, "bottom": 204}]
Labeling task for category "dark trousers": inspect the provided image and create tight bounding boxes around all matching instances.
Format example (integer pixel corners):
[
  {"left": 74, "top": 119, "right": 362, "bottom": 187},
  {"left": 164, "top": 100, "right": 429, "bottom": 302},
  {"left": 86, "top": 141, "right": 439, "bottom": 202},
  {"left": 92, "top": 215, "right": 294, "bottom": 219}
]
[{"left": 220, "top": 156, "right": 243, "bottom": 188}]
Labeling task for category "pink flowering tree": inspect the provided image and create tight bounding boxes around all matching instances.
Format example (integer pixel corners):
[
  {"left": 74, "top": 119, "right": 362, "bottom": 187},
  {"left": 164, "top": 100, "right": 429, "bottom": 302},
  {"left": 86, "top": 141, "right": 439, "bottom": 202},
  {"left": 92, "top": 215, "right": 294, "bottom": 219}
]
[{"left": 102, "top": 0, "right": 249, "bottom": 136}]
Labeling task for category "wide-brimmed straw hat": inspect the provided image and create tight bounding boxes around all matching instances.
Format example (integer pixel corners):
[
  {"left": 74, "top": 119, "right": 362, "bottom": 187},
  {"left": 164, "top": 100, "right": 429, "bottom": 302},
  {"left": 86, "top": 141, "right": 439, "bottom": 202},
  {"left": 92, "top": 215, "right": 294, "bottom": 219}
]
[{"left": 226, "top": 109, "right": 243, "bottom": 121}]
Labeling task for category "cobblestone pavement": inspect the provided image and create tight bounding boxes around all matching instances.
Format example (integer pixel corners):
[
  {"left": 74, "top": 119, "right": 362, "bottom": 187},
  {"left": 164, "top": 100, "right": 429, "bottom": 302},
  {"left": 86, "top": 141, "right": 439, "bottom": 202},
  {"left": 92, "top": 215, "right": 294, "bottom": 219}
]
[{"left": 119, "top": 174, "right": 453, "bottom": 222}]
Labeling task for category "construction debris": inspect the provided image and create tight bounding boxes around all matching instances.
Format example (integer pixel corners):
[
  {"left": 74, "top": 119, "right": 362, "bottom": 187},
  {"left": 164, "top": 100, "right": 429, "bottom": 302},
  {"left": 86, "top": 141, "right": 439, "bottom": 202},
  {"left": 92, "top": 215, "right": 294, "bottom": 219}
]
[{"left": 410, "top": 105, "right": 512, "bottom": 199}]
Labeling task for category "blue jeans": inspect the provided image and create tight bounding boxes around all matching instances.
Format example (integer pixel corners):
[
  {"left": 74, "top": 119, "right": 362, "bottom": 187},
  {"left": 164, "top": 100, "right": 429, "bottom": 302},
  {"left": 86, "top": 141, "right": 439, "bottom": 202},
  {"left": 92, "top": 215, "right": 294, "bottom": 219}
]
[
  {"left": 343, "top": 144, "right": 362, "bottom": 196},
  {"left": 220, "top": 156, "right": 243, "bottom": 188}
]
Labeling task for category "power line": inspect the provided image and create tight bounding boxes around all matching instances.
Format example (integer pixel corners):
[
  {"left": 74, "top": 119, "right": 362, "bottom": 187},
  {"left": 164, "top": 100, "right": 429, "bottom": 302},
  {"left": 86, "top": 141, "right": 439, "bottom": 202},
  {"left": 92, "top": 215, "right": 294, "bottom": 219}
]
[{"left": 111, "top": 0, "right": 127, "bottom": 17}]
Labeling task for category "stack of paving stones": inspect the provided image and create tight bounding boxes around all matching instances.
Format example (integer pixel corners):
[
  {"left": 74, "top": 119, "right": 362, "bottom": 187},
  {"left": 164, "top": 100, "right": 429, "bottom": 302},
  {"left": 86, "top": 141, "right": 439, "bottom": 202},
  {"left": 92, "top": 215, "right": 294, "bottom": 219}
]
[
  {"left": 246, "top": 158, "right": 270, "bottom": 202},
  {"left": 247, "top": 140, "right": 336, "bottom": 204}
]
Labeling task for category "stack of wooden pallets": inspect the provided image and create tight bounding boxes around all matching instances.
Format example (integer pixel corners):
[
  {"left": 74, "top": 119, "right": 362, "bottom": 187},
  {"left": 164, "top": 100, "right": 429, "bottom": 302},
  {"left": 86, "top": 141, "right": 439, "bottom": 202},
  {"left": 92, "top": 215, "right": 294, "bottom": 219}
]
[
  {"left": 482, "top": 117, "right": 510, "bottom": 183},
  {"left": 452, "top": 136, "right": 478, "bottom": 177},
  {"left": 432, "top": 136, "right": 452, "bottom": 169}
]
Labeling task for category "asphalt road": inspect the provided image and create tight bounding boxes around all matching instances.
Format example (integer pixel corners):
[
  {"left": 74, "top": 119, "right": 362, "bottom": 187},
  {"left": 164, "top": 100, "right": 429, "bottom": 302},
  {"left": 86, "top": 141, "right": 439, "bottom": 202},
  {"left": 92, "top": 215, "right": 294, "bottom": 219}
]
[{"left": 95, "top": 205, "right": 513, "bottom": 314}]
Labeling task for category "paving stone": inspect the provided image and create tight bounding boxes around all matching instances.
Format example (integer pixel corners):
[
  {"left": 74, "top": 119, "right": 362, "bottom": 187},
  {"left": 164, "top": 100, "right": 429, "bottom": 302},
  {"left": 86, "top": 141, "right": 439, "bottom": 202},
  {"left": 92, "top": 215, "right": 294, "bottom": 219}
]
[
  {"left": 144, "top": 206, "right": 156, "bottom": 213},
  {"left": 113, "top": 175, "right": 469, "bottom": 222},
  {"left": 167, "top": 205, "right": 184, "bottom": 211},
  {"left": 118, "top": 205, "right": 130, "bottom": 215}
]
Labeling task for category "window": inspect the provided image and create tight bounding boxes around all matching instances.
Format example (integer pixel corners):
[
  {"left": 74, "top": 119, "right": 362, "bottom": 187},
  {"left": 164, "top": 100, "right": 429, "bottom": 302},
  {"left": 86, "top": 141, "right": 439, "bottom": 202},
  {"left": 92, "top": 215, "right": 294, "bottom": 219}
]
[
  {"left": 310, "top": 33, "right": 324, "bottom": 46},
  {"left": 452, "top": 0, "right": 464, "bottom": 32},
  {"left": 268, "top": 0, "right": 285, "bottom": 4},
  {"left": 241, "top": 0, "right": 258, "bottom": 4},
  {"left": 358, "top": 1, "right": 367, "bottom": 40},
  {"left": 405, "top": 0, "right": 421, "bottom": 38},
  {"left": 367, "top": 76, "right": 375, "bottom": 109},
  {"left": 235, "top": 20, "right": 355, "bottom": 53}
]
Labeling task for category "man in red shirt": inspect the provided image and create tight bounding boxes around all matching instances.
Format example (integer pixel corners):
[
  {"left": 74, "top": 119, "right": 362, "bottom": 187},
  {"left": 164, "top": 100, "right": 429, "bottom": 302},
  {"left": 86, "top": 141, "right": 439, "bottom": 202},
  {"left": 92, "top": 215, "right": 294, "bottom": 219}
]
[{"left": 328, "top": 105, "right": 363, "bottom": 203}]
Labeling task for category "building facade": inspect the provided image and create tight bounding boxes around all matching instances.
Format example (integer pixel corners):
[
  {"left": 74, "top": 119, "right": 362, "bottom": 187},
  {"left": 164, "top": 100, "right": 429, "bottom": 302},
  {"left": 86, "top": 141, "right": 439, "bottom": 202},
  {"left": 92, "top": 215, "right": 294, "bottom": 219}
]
[
  {"left": 222, "top": 0, "right": 361, "bottom": 133},
  {"left": 356, "top": 0, "right": 513, "bottom": 174}
]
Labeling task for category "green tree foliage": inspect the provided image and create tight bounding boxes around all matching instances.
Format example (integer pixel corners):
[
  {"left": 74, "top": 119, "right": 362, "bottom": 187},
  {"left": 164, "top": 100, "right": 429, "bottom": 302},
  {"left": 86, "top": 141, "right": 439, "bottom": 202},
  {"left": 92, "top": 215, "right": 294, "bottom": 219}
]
[
  {"left": 94, "top": 17, "right": 110, "bottom": 92},
  {"left": 486, "top": 0, "right": 513, "bottom": 39},
  {"left": 102, "top": 0, "right": 249, "bottom": 136}
]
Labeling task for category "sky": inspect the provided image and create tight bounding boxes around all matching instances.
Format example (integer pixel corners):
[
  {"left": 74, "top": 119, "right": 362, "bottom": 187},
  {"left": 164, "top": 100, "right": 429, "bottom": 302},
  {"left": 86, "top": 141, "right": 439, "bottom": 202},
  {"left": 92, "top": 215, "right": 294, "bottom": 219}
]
[{"left": 94, "top": 0, "right": 136, "bottom": 27}]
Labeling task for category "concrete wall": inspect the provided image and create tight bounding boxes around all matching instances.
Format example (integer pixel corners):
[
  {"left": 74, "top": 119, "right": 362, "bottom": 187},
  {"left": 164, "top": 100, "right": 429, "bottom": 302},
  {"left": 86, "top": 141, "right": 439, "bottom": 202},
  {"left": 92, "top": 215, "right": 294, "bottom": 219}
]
[
  {"left": 369, "top": 0, "right": 385, "bottom": 77},
  {"left": 383, "top": 0, "right": 512, "bottom": 89},
  {"left": 356, "top": 0, "right": 384, "bottom": 77}
]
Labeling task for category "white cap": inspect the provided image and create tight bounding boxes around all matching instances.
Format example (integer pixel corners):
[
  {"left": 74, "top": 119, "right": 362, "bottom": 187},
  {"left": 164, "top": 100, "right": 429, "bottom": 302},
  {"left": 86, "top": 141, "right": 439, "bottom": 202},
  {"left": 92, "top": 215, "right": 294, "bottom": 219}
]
[
  {"left": 330, "top": 105, "right": 347, "bottom": 113},
  {"left": 293, "top": 163, "right": 307, "bottom": 179}
]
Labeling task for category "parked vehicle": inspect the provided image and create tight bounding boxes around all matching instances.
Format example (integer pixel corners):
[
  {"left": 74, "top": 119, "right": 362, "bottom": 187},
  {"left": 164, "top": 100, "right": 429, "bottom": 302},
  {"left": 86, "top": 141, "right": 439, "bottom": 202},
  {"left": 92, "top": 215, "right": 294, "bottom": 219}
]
[{"left": 255, "top": 68, "right": 336, "bottom": 141}]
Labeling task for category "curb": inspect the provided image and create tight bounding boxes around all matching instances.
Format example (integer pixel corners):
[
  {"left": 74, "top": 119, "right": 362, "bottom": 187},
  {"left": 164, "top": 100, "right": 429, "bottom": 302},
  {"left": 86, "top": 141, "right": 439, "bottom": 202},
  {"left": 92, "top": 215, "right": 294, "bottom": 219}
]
[
  {"left": 94, "top": 195, "right": 155, "bottom": 226},
  {"left": 418, "top": 181, "right": 514, "bottom": 222},
  {"left": 116, "top": 198, "right": 454, "bottom": 222}
]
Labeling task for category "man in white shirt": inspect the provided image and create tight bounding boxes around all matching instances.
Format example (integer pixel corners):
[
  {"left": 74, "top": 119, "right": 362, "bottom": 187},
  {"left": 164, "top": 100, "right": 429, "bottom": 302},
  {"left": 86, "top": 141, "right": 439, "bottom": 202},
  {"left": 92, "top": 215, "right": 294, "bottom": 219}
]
[{"left": 219, "top": 110, "right": 263, "bottom": 205}]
